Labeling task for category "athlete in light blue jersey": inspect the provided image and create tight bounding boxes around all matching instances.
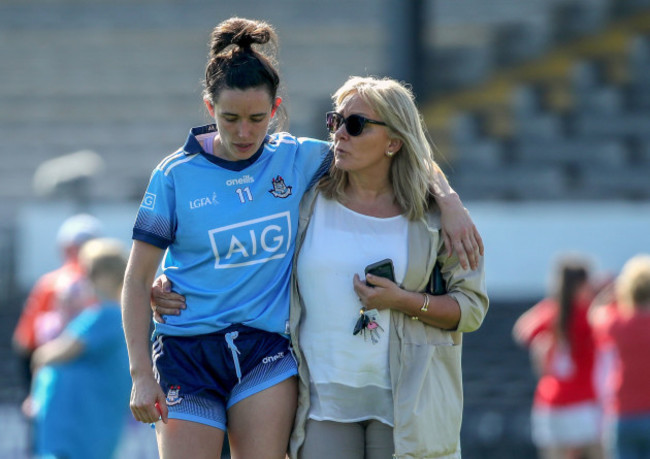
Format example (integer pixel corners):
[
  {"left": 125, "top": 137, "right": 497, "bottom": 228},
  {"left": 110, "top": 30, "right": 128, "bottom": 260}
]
[
  {"left": 122, "top": 18, "right": 327, "bottom": 459},
  {"left": 133, "top": 126, "right": 330, "bottom": 339}
]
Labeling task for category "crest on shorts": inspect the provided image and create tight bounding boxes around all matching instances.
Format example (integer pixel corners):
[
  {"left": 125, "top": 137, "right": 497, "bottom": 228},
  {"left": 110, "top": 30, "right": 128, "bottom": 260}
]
[
  {"left": 166, "top": 385, "right": 183, "bottom": 406},
  {"left": 268, "top": 175, "right": 292, "bottom": 198}
]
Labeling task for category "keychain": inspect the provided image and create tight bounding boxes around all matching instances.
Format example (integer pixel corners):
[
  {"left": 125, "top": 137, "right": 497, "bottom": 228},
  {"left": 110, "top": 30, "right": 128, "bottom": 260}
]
[{"left": 353, "top": 308, "right": 384, "bottom": 344}]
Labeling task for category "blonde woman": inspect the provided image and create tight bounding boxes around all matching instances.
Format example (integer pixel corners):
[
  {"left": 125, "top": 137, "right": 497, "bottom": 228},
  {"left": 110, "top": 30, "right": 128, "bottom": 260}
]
[{"left": 289, "top": 76, "right": 488, "bottom": 458}]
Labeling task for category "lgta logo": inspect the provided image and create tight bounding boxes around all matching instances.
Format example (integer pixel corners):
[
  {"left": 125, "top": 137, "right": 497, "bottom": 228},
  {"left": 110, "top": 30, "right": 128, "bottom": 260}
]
[{"left": 189, "top": 192, "right": 219, "bottom": 209}]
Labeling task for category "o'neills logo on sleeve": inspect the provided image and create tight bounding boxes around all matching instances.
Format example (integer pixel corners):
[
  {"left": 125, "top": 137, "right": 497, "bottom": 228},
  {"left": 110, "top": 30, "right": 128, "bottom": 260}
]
[{"left": 226, "top": 175, "right": 255, "bottom": 186}]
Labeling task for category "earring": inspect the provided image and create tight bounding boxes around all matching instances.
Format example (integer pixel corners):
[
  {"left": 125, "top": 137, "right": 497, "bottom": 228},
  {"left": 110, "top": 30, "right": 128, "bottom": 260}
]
[{"left": 386, "top": 150, "right": 394, "bottom": 157}]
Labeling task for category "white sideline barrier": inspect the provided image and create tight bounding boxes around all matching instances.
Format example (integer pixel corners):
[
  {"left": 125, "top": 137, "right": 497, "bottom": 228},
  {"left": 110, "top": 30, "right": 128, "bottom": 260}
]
[{"left": 468, "top": 201, "right": 650, "bottom": 300}]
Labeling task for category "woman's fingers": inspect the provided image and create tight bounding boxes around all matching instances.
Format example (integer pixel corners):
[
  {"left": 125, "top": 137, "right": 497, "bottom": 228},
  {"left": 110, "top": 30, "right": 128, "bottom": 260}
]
[
  {"left": 473, "top": 225, "right": 485, "bottom": 256},
  {"left": 154, "top": 299, "right": 185, "bottom": 315},
  {"left": 450, "top": 225, "right": 484, "bottom": 271},
  {"left": 453, "top": 238, "right": 470, "bottom": 270},
  {"left": 151, "top": 276, "right": 186, "bottom": 316},
  {"left": 153, "top": 307, "right": 165, "bottom": 323},
  {"left": 463, "top": 237, "right": 478, "bottom": 271}
]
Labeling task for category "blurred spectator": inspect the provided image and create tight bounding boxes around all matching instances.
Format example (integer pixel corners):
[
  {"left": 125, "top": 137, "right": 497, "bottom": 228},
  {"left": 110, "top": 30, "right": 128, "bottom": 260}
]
[
  {"left": 34, "top": 275, "right": 96, "bottom": 349},
  {"left": 590, "top": 254, "right": 650, "bottom": 459},
  {"left": 513, "top": 255, "right": 605, "bottom": 459},
  {"left": 28, "top": 238, "right": 131, "bottom": 459},
  {"left": 12, "top": 213, "right": 103, "bottom": 390}
]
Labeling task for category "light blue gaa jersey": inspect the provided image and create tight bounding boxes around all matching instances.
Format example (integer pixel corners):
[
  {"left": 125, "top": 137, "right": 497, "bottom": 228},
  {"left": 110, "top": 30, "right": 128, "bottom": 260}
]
[{"left": 133, "top": 125, "right": 331, "bottom": 337}]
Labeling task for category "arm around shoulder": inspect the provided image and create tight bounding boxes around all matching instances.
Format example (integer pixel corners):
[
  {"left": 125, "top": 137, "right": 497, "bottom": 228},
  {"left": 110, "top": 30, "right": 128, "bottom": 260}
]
[{"left": 430, "top": 164, "right": 484, "bottom": 271}]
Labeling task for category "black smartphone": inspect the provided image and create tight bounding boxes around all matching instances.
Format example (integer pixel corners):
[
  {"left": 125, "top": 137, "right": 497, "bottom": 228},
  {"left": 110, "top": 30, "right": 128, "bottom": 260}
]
[
  {"left": 428, "top": 261, "right": 446, "bottom": 296},
  {"left": 364, "top": 258, "right": 396, "bottom": 286}
]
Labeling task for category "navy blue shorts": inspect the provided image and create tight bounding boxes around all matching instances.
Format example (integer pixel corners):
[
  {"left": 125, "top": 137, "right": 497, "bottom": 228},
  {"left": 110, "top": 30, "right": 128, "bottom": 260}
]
[{"left": 152, "top": 324, "right": 297, "bottom": 430}]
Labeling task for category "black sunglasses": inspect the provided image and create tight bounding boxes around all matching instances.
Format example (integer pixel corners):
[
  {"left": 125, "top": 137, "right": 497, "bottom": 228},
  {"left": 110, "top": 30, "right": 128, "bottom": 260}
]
[{"left": 326, "top": 111, "right": 387, "bottom": 136}]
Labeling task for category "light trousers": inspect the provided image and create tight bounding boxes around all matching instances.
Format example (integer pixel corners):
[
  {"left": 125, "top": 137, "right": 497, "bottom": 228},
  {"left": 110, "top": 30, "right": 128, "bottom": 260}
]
[{"left": 299, "top": 418, "right": 394, "bottom": 459}]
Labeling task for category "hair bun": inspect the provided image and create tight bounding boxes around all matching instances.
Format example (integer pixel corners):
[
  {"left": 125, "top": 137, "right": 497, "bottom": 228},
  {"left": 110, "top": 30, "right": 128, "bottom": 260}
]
[{"left": 210, "top": 17, "right": 275, "bottom": 56}]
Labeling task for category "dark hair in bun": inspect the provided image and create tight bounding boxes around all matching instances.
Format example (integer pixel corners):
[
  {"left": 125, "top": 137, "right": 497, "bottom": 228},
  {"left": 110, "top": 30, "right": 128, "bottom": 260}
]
[{"left": 203, "top": 18, "right": 281, "bottom": 107}]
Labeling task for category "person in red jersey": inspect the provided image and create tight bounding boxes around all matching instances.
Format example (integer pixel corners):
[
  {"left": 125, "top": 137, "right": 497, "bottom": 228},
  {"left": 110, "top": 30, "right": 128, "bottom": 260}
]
[
  {"left": 590, "top": 254, "right": 650, "bottom": 459},
  {"left": 514, "top": 255, "right": 605, "bottom": 459}
]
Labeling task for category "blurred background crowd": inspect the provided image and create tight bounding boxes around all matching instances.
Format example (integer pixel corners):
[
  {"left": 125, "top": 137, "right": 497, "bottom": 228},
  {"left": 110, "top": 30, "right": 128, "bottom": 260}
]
[{"left": 2, "top": 0, "right": 650, "bottom": 457}]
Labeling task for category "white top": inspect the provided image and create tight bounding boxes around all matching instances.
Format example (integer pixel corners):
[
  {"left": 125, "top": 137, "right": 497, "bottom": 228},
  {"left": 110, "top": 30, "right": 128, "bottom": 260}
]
[{"left": 296, "top": 194, "right": 408, "bottom": 425}]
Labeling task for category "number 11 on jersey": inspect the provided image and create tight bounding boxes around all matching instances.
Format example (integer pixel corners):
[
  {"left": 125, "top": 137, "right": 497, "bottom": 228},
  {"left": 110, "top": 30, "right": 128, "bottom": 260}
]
[{"left": 236, "top": 187, "right": 253, "bottom": 203}]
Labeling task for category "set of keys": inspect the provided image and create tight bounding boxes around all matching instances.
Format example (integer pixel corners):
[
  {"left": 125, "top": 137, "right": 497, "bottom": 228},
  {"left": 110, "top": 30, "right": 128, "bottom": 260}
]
[{"left": 352, "top": 308, "right": 384, "bottom": 344}]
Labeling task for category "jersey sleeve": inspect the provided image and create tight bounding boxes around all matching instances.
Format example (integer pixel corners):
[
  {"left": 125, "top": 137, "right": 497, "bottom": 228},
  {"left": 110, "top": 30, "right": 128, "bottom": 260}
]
[
  {"left": 132, "top": 164, "right": 177, "bottom": 249},
  {"left": 65, "top": 307, "right": 123, "bottom": 355},
  {"left": 513, "top": 300, "right": 556, "bottom": 347},
  {"left": 295, "top": 137, "right": 333, "bottom": 189}
]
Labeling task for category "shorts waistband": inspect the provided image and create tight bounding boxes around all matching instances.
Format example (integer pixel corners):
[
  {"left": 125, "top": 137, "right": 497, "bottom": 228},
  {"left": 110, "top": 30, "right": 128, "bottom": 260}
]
[{"left": 159, "top": 324, "right": 273, "bottom": 340}]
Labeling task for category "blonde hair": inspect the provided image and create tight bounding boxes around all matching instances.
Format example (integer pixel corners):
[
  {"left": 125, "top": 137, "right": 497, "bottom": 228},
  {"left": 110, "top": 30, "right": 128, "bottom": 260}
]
[
  {"left": 318, "top": 76, "right": 439, "bottom": 221},
  {"left": 79, "top": 238, "right": 128, "bottom": 291},
  {"left": 616, "top": 254, "right": 650, "bottom": 314}
]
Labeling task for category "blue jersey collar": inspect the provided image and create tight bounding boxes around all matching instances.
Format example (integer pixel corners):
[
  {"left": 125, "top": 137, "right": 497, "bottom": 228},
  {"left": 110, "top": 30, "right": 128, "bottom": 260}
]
[
  {"left": 183, "top": 124, "right": 269, "bottom": 172},
  {"left": 183, "top": 124, "right": 218, "bottom": 155}
]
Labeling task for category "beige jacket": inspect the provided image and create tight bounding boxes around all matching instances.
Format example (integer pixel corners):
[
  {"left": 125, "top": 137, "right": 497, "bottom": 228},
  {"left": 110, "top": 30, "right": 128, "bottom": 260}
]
[{"left": 289, "top": 188, "right": 489, "bottom": 458}]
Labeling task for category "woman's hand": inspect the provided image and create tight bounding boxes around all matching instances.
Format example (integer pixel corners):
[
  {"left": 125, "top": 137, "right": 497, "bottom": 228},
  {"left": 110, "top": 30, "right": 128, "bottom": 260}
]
[
  {"left": 150, "top": 275, "right": 186, "bottom": 323},
  {"left": 352, "top": 273, "right": 404, "bottom": 311},
  {"left": 129, "top": 372, "right": 168, "bottom": 424},
  {"left": 353, "top": 272, "right": 461, "bottom": 329},
  {"left": 437, "top": 193, "right": 484, "bottom": 270}
]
